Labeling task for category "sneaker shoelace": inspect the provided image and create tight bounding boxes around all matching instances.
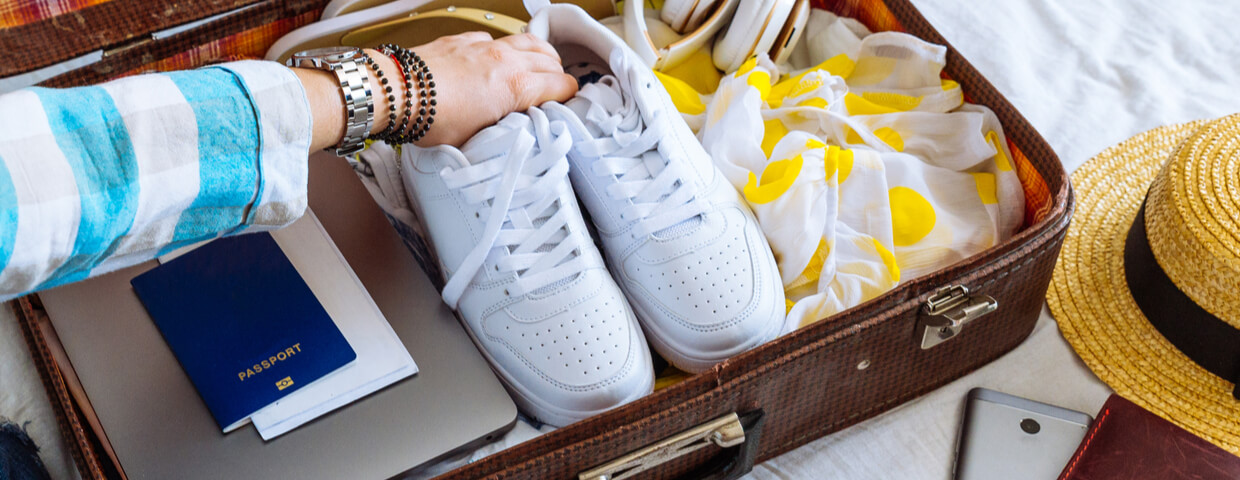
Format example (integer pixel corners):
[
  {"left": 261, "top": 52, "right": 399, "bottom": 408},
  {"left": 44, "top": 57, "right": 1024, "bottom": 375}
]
[
  {"left": 438, "top": 108, "right": 589, "bottom": 308},
  {"left": 554, "top": 50, "right": 710, "bottom": 238}
]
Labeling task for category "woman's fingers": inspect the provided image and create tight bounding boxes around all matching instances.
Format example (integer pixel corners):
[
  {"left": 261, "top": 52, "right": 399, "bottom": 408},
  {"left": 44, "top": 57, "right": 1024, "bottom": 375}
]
[
  {"left": 519, "top": 50, "right": 568, "bottom": 75},
  {"left": 405, "top": 32, "right": 578, "bottom": 147},
  {"left": 524, "top": 72, "right": 579, "bottom": 106},
  {"left": 498, "top": 33, "right": 561, "bottom": 62}
]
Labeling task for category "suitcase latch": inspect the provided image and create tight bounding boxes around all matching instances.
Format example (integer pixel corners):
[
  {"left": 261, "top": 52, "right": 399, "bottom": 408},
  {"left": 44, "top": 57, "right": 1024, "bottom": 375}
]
[{"left": 919, "top": 285, "right": 997, "bottom": 349}]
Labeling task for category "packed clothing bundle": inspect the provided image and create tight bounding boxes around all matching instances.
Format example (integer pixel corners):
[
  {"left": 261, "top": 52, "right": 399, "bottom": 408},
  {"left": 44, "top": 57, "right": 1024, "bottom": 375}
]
[{"left": 655, "top": 10, "right": 1025, "bottom": 332}]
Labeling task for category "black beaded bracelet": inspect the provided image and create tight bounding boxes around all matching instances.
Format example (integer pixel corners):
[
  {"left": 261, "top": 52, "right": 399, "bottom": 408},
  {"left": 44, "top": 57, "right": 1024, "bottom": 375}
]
[
  {"left": 377, "top": 43, "right": 437, "bottom": 144},
  {"left": 410, "top": 51, "right": 436, "bottom": 142},
  {"left": 364, "top": 47, "right": 415, "bottom": 146},
  {"left": 387, "top": 45, "right": 417, "bottom": 145},
  {"left": 358, "top": 50, "right": 403, "bottom": 142},
  {"left": 384, "top": 44, "right": 420, "bottom": 144}
]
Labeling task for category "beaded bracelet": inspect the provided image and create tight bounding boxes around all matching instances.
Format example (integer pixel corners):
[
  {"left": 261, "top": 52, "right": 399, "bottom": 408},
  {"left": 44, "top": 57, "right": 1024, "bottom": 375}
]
[
  {"left": 358, "top": 50, "right": 405, "bottom": 142},
  {"left": 377, "top": 43, "right": 437, "bottom": 144},
  {"left": 380, "top": 44, "right": 418, "bottom": 144},
  {"left": 384, "top": 49, "right": 414, "bottom": 144},
  {"left": 408, "top": 48, "right": 437, "bottom": 142}
]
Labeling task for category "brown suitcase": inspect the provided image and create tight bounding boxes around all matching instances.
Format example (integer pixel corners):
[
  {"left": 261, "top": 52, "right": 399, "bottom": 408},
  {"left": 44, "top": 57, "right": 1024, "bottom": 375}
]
[{"left": 3, "top": 0, "right": 1072, "bottom": 478}]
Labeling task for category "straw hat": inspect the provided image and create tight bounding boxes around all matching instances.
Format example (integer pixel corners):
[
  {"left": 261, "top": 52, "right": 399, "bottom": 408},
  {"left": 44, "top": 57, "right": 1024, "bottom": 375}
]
[{"left": 1049, "top": 113, "right": 1240, "bottom": 453}]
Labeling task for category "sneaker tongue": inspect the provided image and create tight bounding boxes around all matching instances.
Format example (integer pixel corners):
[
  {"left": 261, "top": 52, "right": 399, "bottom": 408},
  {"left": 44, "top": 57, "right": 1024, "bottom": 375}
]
[
  {"left": 564, "top": 96, "right": 603, "bottom": 137},
  {"left": 568, "top": 78, "right": 641, "bottom": 138},
  {"left": 460, "top": 113, "right": 532, "bottom": 165}
]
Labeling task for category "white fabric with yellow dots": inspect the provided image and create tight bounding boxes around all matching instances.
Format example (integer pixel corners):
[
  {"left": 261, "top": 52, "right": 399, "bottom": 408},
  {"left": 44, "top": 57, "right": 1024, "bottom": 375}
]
[{"left": 655, "top": 11, "right": 1024, "bottom": 333}]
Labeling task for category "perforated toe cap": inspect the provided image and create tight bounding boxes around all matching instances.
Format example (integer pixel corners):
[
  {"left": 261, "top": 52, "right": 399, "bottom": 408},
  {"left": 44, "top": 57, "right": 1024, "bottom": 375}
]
[
  {"left": 620, "top": 206, "right": 783, "bottom": 364},
  {"left": 480, "top": 269, "right": 653, "bottom": 421}
]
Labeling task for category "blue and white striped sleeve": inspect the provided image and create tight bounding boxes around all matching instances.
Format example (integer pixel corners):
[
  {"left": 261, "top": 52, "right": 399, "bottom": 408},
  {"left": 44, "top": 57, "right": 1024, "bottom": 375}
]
[{"left": 0, "top": 60, "right": 313, "bottom": 300}]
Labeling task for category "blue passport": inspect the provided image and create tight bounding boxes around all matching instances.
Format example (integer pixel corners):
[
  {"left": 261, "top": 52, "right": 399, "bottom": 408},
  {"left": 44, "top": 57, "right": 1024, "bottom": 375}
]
[{"left": 131, "top": 233, "right": 356, "bottom": 432}]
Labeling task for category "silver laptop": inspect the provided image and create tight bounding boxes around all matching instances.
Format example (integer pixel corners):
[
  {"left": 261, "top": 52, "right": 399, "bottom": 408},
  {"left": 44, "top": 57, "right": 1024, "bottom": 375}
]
[{"left": 39, "top": 152, "right": 516, "bottom": 480}]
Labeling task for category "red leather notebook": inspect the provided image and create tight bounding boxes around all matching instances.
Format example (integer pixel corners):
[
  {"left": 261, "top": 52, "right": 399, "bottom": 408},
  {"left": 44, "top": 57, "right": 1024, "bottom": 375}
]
[{"left": 1058, "top": 395, "right": 1240, "bottom": 479}]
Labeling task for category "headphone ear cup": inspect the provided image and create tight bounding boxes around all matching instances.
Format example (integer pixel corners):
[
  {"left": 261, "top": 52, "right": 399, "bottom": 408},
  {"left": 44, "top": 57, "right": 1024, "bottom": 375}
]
[
  {"left": 607, "top": 12, "right": 683, "bottom": 49},
  {"left": 683, "top": 0, "right": 720, "bottom": 32},
  {"left": 750, "top": 0, "right": 796, "bottom": 65},
  {"left": 769, "top": 0, "right": 809, "bottom": 64},
  {"left": 660, "top": 0, "right": 698, "bottom": 33},
  {"left": 713, "top": 0, "right": 776, "bottom": 72}
]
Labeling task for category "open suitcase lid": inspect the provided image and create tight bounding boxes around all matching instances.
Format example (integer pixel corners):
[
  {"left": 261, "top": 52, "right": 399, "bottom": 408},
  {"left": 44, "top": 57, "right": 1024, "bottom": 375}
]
[
  {"left": 0, "top": 0, "right": 266, "bottom": 78},
  {"left": 0, "top": 0, "right": 331, "bottom": 88},
  {"left": 0, "top": 0, "right": 618, "bottom": 88}
]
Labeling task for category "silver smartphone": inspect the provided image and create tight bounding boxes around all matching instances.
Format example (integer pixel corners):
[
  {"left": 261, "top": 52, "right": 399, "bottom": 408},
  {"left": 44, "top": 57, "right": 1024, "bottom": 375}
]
[{"left": 953, "top": 388, "right": 1093, "bottom": 480}]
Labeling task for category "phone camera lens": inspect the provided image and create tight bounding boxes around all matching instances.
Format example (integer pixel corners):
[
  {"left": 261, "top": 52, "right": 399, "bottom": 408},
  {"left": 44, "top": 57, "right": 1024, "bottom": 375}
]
[{"left": 1020, "top": 418, "right": 1041, "bottom": 434}]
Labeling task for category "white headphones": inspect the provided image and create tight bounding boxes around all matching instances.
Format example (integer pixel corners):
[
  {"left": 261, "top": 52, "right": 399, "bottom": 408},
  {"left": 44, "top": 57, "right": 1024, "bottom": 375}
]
[
  {"left": 712, "top": 0, "right": 810, "bottom": 72},
  {"left": 623, "top": 0, "right": 810, "bottom": 72},
  {"left": 660, "top": 0, "right": 720, "bottom": 33},
  {"left": 623, "top": 0, "right": 739, "bottom": 70}
]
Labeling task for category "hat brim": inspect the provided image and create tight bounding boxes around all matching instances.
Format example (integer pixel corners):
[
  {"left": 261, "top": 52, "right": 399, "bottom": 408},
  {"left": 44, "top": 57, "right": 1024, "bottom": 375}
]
[{"left": 1048, "top": 119, "right": 1240, "bottom": 454}]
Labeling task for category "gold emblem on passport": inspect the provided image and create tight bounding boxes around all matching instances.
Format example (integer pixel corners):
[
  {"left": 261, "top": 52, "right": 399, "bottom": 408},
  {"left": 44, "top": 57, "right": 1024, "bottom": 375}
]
[{"left": 275, "top": 376, "right": 294, "bottom": 391}]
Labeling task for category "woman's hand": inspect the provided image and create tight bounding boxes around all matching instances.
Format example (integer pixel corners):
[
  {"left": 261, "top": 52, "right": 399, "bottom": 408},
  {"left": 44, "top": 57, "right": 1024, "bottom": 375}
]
[
  {"left": 414, "top": 32, "right": 578, "bottom": 147},
  {"left": 295, "top": 33, "right": 577, "bottom": 151}
]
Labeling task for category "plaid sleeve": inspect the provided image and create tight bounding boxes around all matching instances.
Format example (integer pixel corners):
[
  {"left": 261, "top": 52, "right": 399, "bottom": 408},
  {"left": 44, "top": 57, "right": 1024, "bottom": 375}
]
[{"left": 0, "top": 60, "right": 312, "bottom": 300}]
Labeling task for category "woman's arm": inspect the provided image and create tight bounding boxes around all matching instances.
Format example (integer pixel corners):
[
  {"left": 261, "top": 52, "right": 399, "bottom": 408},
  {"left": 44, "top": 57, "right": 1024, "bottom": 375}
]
[
  {"left": 0, "top": 61, "right": 314, "bottom": 298},
  {"left": 298, "top": 33, "right": 577, "bottom": 150},
  {"left": 0, "top": 33, "right": 575, "bottom": 300}
]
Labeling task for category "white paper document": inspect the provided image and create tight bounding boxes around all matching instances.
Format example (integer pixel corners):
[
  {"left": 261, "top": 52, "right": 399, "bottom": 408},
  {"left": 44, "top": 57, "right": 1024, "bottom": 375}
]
[{"left": 251, "top": 210, "right": 417, "bottom": 440}]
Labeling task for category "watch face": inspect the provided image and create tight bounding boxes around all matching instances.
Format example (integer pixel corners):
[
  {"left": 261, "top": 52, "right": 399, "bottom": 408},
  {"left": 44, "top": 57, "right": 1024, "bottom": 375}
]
[{"left": 293, "top": 46, "right": 360, "bottom": 62}]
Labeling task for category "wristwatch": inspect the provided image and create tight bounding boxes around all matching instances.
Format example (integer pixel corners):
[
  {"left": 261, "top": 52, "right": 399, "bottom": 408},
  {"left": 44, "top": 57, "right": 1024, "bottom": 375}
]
[{"left": 288, "top": 46, "right": 373, "bottom": 156}]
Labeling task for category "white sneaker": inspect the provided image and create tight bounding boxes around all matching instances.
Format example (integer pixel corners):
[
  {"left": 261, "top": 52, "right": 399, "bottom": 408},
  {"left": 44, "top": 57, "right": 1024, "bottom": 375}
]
[
  {"left": 400, "top": 107, "right": 653, "bottom": 426},
  {"left": 530, "top": 5, "right": 786, "bottom": 373}
]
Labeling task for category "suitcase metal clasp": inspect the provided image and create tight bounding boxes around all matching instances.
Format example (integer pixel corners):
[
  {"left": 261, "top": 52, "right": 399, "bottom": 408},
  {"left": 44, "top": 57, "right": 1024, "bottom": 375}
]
[{"left": 919, "top": 285, "right": 997, "bottom": 349}]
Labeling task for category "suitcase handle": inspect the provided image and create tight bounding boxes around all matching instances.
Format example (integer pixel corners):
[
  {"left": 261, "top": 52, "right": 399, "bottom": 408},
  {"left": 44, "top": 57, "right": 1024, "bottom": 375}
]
[{"left": 578, "top": 409, "right": 766, "bottom": 480}]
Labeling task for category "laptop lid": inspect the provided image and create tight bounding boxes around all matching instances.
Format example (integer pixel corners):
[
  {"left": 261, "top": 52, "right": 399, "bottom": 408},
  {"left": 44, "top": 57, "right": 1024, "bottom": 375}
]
[{"left": 40, "top": 152, "right": 516, "bottom": 480}]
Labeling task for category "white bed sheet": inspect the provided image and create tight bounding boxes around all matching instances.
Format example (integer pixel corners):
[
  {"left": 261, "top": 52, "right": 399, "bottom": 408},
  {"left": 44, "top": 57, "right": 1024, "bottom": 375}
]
[
  {"left": 2, "top": 1, "right": 1239, "bottom": 478},
  {"left": 0, "top": 306, "right": 80, "bottom": 480}
]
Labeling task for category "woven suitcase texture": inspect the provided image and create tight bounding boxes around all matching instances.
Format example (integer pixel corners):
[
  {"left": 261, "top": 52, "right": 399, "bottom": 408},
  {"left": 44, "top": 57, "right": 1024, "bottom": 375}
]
[
  {"left": 0, "top": 0, "right": 328, "bottom": 85},
  {"left": 1, "top": 0, "right": 254, "bottom": 76},
  {"left": 5, "top": 0, "right": 1072, "bottom": 478}
]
